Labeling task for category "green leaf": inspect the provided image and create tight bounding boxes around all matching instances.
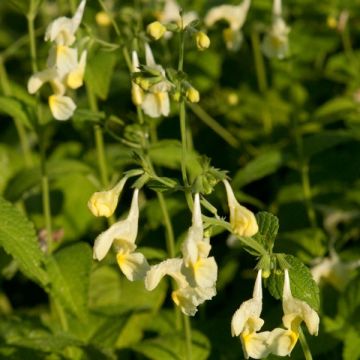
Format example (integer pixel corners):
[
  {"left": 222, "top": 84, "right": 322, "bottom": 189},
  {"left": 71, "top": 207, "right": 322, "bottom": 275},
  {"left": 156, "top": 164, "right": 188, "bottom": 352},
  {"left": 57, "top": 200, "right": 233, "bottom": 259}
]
[
  {"left": 338, "top": 274, "right": 360, "bottom": 326},
  {"left": 267, "top": 254, "right": 320, "bottom": 311},
  {"left": 131, "top": 330, "right": 210, "bottom": 360},
  {"left": 343, "top": 329, "right": 360, "bottom": 360},
  {"left": 0, "top": 196, "right": 48, "bottom": 286},
  {"left": 254, "top": 212, "right": 279, "bottom": 251},
  {"left": 302, "top": 131, "right": 358, "bottom": 158},
  {"left": 4, "top": 160, "right": 92, "bottom": 202},
  {"left": 0, "top": 96, "right": 34, "bottom": 129},
  {"left": 232, "top": 150, "right": 286, "bottom": 188},
  {"left": 147, "top": 177, "right": 179, "bottom": 193},
  {"left": 89, "top": 265, "right": 167, "bottom": 314},
  {"left": 46, "top": 243, "right": 92, "bottom": 318},
  {"left": 72, "top": 108, "right": 106, "bottom": 123},
  {"left": 85, "top": 51, "right": 117, "bottom": 100},
  {"left": 314, "top": 97, "right": 357, "bottom": 120}
]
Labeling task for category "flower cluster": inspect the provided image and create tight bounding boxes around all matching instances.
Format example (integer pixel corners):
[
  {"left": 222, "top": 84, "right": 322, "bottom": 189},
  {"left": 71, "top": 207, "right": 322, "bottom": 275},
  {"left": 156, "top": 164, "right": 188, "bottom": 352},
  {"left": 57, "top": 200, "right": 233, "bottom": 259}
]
[
  {"left": 89, "top": 178, "right": 150, "bottom": 281},
  {"left": 88, "top": 176, "right": 259, "bottom": 316},
  {"left": 132, "top": 44, "right": 172, "bottom": 118},
  {"left": 145, "top": 193, "right": 217, "bottom": 316},
  {"left": 28, "top": 0, "right": 87, "bottom": 120},
  {"left": 232, "top": 269, "right": 319, "bottom": 359}
]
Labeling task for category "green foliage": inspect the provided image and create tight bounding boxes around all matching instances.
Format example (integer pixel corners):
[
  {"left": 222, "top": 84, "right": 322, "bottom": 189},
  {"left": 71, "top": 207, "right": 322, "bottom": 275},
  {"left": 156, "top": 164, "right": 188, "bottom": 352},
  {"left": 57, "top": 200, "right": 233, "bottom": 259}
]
[
  {"left": 267, "top": 255, "right": 320, "bottom": 311},
  {"left": 46, "top": 243, "right": 92, "bottom": 318},
  {"left": 0, "top": 196, "right": 48, "bottom": 286}
]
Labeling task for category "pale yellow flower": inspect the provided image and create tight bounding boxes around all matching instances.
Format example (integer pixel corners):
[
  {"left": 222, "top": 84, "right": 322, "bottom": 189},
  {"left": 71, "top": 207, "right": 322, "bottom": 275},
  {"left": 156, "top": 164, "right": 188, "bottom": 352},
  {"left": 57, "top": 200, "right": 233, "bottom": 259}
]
[
  {"left": 231, "top": 270, "right": 271, "bottom": 359},
  {"left": 93, "top": 189, "right": 149, "bottom": 281},
  {"left": 88, "top": 177, "right": 127, "bottom": 217},
  {"left": 223, "top": 180, "right": 258, "bottom": 237},
  {"left": 267, "top": 269, "right": 319, "bottom": 356},
  {"left": 261, "top": 0, "right": 290, "bottom": 59},
  {"left": 141, "top": 44, "right": 171, "bottom": 118},
  {"left": 45, "top": 0, "right": 86, "bottom": 46},
  {"left": 145, "top": 193, "right": 217, "bottom": 315},
  {"left": 205, "top": 0, "right": 251, "bottom": 51}
]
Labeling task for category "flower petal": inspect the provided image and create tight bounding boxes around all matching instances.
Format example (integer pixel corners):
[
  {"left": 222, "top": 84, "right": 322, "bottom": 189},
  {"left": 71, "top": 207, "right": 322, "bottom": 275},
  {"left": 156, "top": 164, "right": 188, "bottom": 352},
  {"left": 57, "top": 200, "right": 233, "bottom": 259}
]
[
  {"left": 117, "top": 251, "right": 150, "bottom": 281},
  {"left": 67, "top": 50, "right": 87, "bottom": 89},
  {"left": 48, "top": 94, "right": 76, "bottom": 120},
  {"left": 28, "top": 68, "right": 58, "bottom": 94},
  {"left": 241, "top": 331, "right": 271, "bottom": 359},
  {"left": 267, "top": 327, "right": 297, "bottom": 357},
  {"left": 145, "top": 258, "right": 185, "bottom": 291}
]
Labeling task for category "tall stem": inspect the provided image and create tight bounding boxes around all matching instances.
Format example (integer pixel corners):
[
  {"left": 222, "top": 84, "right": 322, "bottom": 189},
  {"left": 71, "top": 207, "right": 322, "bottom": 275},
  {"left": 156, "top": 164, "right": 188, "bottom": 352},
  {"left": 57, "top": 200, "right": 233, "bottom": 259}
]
[
  {"left": 293, "top": 117, "right": 317, "bottom": 228},
  {"left": 27, "top": 7, "right": 53, "bottom": 247},
  {"left": 299, "top": 327, "right": 313, "bottom": 360},
  {"left": 86, "top": 85, "right": 110, "bottom": 188},
  {"left": 251, "top": 28, "right": 272, "bottom": 134},
  {"left": 183, "top": 314, "right": 192, "bottom": 360}
]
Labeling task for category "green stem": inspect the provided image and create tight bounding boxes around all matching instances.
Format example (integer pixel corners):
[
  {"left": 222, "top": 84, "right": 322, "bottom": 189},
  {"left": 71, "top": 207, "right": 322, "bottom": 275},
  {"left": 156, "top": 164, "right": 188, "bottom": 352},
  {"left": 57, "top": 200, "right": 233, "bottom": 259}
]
[
  {"left": 299, "top": 327, "right": 313, "bottom": 360},
  {"left": 293, "top": 117, "right": 317, "bottom": 228},
  {"left": 251, "top": 28, "right": 267, "bottom": 93},
  {"left": 0, "top": 59, "right": 33, "bottom": 167},
  {"left": 188, "top": 103, "right": 239, "bottom": 148},
  {"left": 157, "top": 193, "right": 175, "bottom": 258},
  {"left": 182, "top": 314, "right": 192, "bottom": 360},
  {"left": 179, "top": 101, "right": 193, "bottom": 209},
  {"left": 27, "top": 13, "right": 38, "bottom": 73},
  {"left": 39, "top": 125, "right": 53, "bottom": 250},
  {"left": 86, "top": 85, "right": 110, "bottom": 188},
  {"left": 251, "top": 27, "right": 272, "bottom": 134}
]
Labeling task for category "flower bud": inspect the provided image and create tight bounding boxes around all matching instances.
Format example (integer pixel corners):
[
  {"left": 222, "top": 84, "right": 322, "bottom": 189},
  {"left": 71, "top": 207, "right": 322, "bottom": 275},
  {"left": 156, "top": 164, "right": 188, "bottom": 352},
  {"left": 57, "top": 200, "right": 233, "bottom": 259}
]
[
  {"left": 186, "top": 87, "right": 200, "bottom": 103},
  {"left": 139, "top": 78, "right": 151, "bottom": 91},
  {"left": 147, "top": 21, "right": 167, "bottom": 40},
  {"left": 172, "top": 91, "right": 181, "bottom": 102},
  {"left": 88, "top": 177, "right": 127, "bottom": 217},
  {"left": 131, "top": 83, "right": 144, "bottom": 106},
  {"left": 196, "top": 31, "right": 210, "bottom": 51},
  {"left": 95, "top": 11, "right": 112, "bottom": 27}
]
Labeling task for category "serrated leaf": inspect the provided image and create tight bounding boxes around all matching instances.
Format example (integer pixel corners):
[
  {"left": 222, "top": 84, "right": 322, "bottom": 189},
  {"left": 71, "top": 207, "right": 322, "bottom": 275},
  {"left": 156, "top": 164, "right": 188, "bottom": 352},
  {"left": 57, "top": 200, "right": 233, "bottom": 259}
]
[
  {"left": 254, "top": 212, "right": 279, "bottom": 251},
  {"left": 0, "top": 196, "right": 48, "bottom": 286},
  {"left": 267, "top": 255, "right": 320, "bottom": 311},
  {"left": 0, "top": 96, "right": 34, "bottom": 129},
  {"left": 46, "top": 243, "right": 92, "bottom": 318},
  {"left": 232, "top": 150, "right": 286, "bottom": 188},
  {"left": 131, "top": 330, "right": 210, "bottom": 360},
  {"left": 85, "top": 52, "right": 117, "bottom": 100}
]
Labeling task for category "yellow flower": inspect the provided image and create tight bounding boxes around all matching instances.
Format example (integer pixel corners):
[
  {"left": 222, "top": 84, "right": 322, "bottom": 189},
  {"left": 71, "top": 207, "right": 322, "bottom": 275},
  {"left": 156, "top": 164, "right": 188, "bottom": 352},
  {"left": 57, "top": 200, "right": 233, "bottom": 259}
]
[
  {"left": 223, "top": 180, "right": 258, "bottom": 237},
  {"left": 196, "top": 32, "right": 210, "bottom": 51}
]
